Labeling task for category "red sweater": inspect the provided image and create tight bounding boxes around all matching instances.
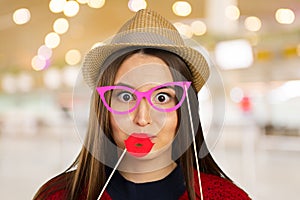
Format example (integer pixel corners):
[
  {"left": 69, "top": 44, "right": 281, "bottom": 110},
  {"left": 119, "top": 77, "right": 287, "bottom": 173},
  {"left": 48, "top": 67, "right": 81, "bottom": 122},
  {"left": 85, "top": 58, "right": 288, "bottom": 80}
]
[{"left": 35, "top": 170, "right": 250, "bottom": 200}]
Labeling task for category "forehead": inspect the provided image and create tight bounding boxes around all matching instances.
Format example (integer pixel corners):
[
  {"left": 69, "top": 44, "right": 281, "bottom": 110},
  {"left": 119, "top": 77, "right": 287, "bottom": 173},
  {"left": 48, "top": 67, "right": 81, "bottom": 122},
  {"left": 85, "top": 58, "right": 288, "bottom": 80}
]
[{"left": 114, "top": 53, "right": 173, "bottom": 86}]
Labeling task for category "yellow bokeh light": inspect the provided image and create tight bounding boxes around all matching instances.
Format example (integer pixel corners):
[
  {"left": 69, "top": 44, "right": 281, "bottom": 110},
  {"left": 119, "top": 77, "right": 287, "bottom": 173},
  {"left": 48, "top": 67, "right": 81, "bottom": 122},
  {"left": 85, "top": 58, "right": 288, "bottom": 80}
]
[
  {"left": 172, "top": 1, "right": 192, "bottom": 17},
  {"left": 45, "top": 32, "right": 61, "bottom": 49},
  {"left": 64, "top": 0, "right": 80, "bottom": 17},
  {"left": 225, "top": 5, "right": 240, "bottom": 21},
  {"left": 191, "top": 20, "right": 207, "bottom": 36},
  {"left": 49, "top": 0, "right": 66, "bottom": 13},
  {"left": 88, "top": 0, "right": 106, "bottom": 9},
  {"left": 297, "top": 44, "right": 300, "bottom": 56},
  {"left": 244, "top": 16, "right": 262, "bottom": 32},
  {"left": 128, "top": 0, "right": 147, "bottom": 12},
  {"left": 53, "top": 18, "right": 69, "bottom": 34},
  {"left": 77, "top": 0, "right": 89, "bottom": 4},
  {"left": 13, "top": 8, "right": 31, "bottom": 25},
  {"left": 65, "top": 49, "right": 82, "bottom": 65},
  {"left": 275, "top": 8, "right": 295, "bottom": 24}
]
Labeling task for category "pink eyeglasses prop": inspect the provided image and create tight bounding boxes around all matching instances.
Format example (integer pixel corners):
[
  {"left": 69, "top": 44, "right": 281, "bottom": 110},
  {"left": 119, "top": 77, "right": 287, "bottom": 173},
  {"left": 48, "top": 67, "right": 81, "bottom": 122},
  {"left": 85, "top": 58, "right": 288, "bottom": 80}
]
[{"left": 96, "top": 81, "right": 191, "bottom": 114}]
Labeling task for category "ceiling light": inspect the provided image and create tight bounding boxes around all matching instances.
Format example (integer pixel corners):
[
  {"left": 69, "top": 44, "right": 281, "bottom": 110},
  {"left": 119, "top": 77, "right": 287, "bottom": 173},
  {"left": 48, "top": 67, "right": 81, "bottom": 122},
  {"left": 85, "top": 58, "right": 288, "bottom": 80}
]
[
  {"left": 244, "top": 16, "right": 262, "bottom": 32},
  {"left": 191, "top": 20, "right": 207, "bottom": 36},
  {"left": 128, "top": 0, "right": 147, "bottom": 12},
  {"left": 275, "top": 8, "right": 295, "bottom": 24},
  {"left": 215, "top": 39, "right": 253, "bottom": 70},
  {"left": 225, "top": 5, "right": 240, "bottom": 21},
  {"left": 172, "top": 1, "right": 192, "bottom": 17}
]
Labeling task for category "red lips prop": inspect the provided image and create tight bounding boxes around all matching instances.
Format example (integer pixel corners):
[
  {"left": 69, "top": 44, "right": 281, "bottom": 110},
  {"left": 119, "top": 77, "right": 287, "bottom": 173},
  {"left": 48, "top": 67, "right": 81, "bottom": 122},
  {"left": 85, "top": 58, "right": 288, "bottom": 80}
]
[{"left": 125, "top": 134, "right": 154, "bottom": 157}]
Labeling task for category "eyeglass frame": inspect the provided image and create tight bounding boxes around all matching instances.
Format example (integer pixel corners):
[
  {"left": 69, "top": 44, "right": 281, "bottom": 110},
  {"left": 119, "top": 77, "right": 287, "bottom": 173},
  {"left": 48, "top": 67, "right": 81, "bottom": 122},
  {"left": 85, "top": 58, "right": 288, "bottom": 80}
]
[{"left": 96, "top": 81, "right": 191, "bottom": 115}]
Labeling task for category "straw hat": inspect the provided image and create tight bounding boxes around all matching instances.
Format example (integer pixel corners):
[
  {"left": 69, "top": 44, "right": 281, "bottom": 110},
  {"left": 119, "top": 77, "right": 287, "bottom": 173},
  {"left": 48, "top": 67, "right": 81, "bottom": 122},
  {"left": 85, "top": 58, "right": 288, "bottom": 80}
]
[{"left": 82, "top": 9, "right": 210, "bottom": 92}]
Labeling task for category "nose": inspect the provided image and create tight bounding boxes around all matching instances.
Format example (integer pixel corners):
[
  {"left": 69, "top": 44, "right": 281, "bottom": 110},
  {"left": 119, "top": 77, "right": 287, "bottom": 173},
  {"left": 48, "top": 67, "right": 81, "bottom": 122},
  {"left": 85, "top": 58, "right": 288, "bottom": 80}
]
[{"left": 133, "top": 98, "right": 152, "bottom": 126}]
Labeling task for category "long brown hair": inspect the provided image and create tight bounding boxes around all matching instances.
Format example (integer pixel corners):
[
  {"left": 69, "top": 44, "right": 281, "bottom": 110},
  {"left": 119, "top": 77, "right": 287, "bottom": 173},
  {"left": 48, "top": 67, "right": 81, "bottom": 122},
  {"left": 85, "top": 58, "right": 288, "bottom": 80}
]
[{"left": 34, "top": 48, "right": 230, "bottom": 200}]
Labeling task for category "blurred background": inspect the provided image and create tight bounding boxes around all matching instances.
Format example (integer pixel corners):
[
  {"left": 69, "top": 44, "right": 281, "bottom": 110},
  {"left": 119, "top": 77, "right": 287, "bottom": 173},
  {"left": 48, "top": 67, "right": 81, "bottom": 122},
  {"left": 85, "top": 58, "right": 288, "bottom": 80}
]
[{"left": 1, "top": 0, "right": 300, "bottom": 199}]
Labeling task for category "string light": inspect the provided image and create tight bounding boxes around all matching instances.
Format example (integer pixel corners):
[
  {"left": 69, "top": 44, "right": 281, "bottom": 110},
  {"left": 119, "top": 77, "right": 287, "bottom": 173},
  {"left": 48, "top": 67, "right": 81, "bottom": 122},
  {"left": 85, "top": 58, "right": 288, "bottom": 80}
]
[
  {"left": 88, "top": 0, "right": 106, "bottom": 9},
  {"left": 49, "top": 0, "right": 66, "bottom": 13},
  {"left": 77, "top": 0, "right": 89, "bottom": 4},
  {"left": 38, "top": 45, "right": 53, "bottom": 59},
  {"left": 45, "top": 32, "right": 61, "bottom": 49},
  {"left": 13, "top": 8, "right": 31, "bottom": 25},
  {"left": 53, "top": 18, "right": 69, "bottom": 34},
  {"left": 64, "top": 0, "right": 80, "bottom": 17},
  {"left": 31, "top": 55, "right": 47, "bottom": 71}
]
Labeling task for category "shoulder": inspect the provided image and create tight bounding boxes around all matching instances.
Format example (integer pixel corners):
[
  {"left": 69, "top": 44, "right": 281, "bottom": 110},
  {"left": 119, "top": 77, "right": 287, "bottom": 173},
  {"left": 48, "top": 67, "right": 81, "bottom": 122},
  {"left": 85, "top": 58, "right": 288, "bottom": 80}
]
[
  {"left": 33, "top": 171, "right": 112, "bottom": 200},
  {"left": 33, "top": 171, "right": 74, "bottom": 200},
  {"left": 196, "top": 171, "right": 251, "bottom": 200}
]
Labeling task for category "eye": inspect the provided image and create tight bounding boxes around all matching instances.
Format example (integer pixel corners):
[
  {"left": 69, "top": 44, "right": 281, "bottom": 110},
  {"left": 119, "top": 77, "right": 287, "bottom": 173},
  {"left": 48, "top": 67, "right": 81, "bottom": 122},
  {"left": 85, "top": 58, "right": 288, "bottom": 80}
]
[
  {"left": 154, "top": 93, "right": 171, "bottom": 104},
  {"left": 118, "top": 91, "right": 135, "bottom": 102}
]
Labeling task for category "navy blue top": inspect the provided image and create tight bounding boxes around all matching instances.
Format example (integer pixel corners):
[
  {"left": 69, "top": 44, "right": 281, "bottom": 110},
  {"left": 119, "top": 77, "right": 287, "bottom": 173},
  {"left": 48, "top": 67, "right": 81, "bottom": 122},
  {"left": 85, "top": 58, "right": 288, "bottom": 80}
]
[{"left": 106, "top": 165, "right": 186, "bottom": 200}]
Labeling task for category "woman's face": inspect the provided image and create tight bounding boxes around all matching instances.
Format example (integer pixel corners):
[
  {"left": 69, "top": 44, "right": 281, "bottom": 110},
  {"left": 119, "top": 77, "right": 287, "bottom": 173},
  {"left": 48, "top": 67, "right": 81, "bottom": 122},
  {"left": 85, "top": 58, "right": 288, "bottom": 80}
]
[{"left": 109, "top": 52, "right": 178, "bottom": 157}]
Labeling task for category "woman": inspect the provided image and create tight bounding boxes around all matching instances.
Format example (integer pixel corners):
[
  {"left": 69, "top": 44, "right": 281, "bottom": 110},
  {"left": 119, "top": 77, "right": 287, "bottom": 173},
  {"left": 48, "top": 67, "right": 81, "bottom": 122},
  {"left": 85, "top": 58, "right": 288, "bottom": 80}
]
[{"left": 34, "top": 9, "right": 250, "bottom": 200}]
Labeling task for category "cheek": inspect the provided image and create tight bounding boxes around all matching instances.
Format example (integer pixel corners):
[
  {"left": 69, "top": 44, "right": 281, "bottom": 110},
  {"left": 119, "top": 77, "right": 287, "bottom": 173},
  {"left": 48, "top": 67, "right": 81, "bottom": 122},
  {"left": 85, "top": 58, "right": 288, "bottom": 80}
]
[
  {"left": 162, "top": 112, "right": 178, "bottom": 138},
  {"left": 109, "top": 114, "right": 126, "bottom": 148}
]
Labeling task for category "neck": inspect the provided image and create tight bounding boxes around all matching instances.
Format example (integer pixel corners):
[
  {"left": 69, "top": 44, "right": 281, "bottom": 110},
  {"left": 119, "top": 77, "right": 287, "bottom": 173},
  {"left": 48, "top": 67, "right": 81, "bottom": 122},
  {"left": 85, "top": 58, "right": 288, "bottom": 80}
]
[
  {"left": 119, "top": 161, "right": 177, "bottom": 183},
  {"left": 117, "top": 146, "right": 176, "bottom": 183}
]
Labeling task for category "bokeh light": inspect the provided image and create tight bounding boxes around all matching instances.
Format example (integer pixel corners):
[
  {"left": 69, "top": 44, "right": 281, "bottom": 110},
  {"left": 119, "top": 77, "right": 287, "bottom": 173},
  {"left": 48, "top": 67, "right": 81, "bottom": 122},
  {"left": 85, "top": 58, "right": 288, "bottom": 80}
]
[
  {"left": 31, "top": 55, "right": 47, "bottom": 71},
  {"left": 275, "top": 8, "right": 295, "bottom": 24},
  {"left": 128, "top": 0, "right": 147, "bottom": 12},
  {"left": 64, "top": 0, "right": 80, "bottom": 17},
  {"left": 297, "top": 44, "right": 300, "bottom": 56},
  {"left": 53, "top": 18, "right": 69, "bottom": 34},
  {"left": 38, "top": 45, "right": 53, "bottom": 59},
  {"left": 225, "top": 5, "right": 240, "bottom": 21},
  {"left": 173, "top": 22, "right": 193, "bottom": 38},
  {"left": 191, "top": 20, "right": 207, "bottom": 36},
  {"left": 43, "top": 68, "right": 62, "bottom": 90},
  {"left": 13, "top": 8, "right": 31, "bottom": 25},
  {"left": 49, "top": 0, "right": 66, "bottom": 13},
  {"left": 230, "top": 87, "right": 244, "bottom": 103},
  {"left": 45, "top": 32, "right": 61, "bottom": 49},
  {"left": 215, "top": 39, "right": 253, "bottom": 70},
  {"left": 77, "top": 0, "right": 89, "bottom": 4},
  {"left": 65, "top": 49, "right": 82, "bottom": 65},
  {"left": 17, "top": 73, "right": 34, "bottom": 92},
  {"left": 88, "top": 0, "right": 106, "bottom": 9},
  {"left": 1, "top": 75, "right": 17, "bottom": 94},
  {"left": 244, "top": 16, "right": 262, "bottom": 32},
  {"left": 62, "top": 66, "right": 80, "bottom": 87},
  {"left": 172, "top": 1, "right": 192, "bottom": 17}
]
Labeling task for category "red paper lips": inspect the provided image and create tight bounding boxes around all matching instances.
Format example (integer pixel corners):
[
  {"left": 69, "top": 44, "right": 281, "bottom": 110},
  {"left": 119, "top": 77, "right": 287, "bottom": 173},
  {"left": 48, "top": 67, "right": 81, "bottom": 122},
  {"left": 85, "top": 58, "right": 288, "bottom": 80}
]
[{"left": 125, "top": 133, "right": 154, "bottom": 157}]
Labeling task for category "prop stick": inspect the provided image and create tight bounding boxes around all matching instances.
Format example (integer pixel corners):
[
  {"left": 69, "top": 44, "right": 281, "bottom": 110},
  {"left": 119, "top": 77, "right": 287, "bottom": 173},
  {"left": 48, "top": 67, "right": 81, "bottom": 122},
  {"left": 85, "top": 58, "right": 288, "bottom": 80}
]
[
  {"left": 185, "top": 85, "right": 204, "bottom": 200},
  {"left": 97, "top": 149, "right": 127, "bottom": 200}
]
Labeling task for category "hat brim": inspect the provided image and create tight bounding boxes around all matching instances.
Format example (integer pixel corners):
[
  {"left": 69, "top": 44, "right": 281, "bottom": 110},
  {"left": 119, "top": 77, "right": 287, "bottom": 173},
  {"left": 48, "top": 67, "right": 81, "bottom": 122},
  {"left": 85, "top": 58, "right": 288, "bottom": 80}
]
[{"left": 82, "top": 43, "right": 210, "bottom": 92}]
